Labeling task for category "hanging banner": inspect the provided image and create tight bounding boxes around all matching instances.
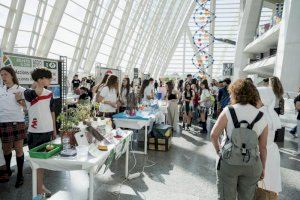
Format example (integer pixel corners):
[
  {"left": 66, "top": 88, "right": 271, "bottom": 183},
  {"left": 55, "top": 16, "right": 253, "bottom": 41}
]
[
  {"left": 95, "top": 66, "right": 121, "bottom": 84},
  {"left": 133, "top": 68, "right": 139, "bottom": 79},
  {"left": 1, "top": 53, "right": 59, "bottom": 85},
  {"left": 222, "top": 63, "right": 234, "bottom": 76}
]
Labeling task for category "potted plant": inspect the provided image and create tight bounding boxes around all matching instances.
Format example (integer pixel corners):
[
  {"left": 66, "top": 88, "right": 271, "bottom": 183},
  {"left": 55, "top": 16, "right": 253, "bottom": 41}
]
[
  {"left": 77, "top": 104, "right": 92, "bottom": 125},
  {"left": 57, "top": 107, "right": 80, "bottom": 146}
]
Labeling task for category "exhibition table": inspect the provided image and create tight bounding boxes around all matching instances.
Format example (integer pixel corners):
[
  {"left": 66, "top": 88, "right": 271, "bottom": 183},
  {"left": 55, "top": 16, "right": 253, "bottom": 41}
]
[
  {"left": 28, "top": 130, "right": 132, "bottom": 200},
  {"left": 112, "top": 109, "right": 165, "bottom": 155}
]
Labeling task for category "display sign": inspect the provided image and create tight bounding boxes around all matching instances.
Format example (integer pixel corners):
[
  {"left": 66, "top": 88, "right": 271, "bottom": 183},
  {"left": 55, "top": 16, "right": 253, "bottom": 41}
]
[
  {"left": 2, "top": 53, "right": 59, "bottom": 85},
  {"left": 95, "top": 65, "right": 121, "bottom": 84},
  {"left": 133, "top": 68, "right": 139, "bottom": 79},
  {"left": 223, "top": 63, "right": 233, "bottom": 76}
]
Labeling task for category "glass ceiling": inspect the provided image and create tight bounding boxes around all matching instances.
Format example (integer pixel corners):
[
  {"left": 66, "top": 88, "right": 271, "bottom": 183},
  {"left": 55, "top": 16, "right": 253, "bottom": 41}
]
[{"left": 0, "top": 0, "right": 274, "bottom": 80}]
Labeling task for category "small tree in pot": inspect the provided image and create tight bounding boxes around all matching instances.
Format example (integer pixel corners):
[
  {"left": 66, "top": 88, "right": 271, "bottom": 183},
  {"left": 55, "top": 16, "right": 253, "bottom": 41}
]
[{"left": 57, "top": 107, "right": 80, "bottom": 146}]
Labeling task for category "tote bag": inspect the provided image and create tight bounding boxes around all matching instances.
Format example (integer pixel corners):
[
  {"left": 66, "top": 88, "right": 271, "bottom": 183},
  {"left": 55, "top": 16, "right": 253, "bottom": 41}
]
[{"left": 255, "top": 181, "right": 278, "bottom": 200}]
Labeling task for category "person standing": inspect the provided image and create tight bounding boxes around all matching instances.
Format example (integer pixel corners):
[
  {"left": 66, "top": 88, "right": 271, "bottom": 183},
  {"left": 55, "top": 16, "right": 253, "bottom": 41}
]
[
  {"left": 257, "top": 87, "right": 282, "bottom": 194},
  {"left": 294, "top": 89, "right": 300, "bottom": 153},
  {"left": 217, "top": 78, "right": 231, "bottom": 114},
  {"left": 0, "top": 67, "right": 26, "bottom": 187},
  {"left": 211, "top": 79, "right": 268, "bottom": 200},
  {"left": 154, "top": 80, "right": 158, "bottom": 93},
  {"left": 166, "top": 81, "right": 179, "bottom": 133},
  {"left": 182, "top": 83, "right": 194, "bottom": 130},
  {"left": 199, "top": 80, "right": 211, "bottom": 133},
  {"left": 24, "top": 67, "right": 56, "bottom": 197},
  {"left": 98, "top": 75, "right": 119, "bottom": 118},
  {"left": 71, "top": 74, "right": 81, "bottom": 92},
  {"left": 269, "top": 76, "right": 284, "bottom": 115},
  {"left": 119, "top": 77, "right": 130, "bottom": 112},
  {"left": 140, "top": 79, "right": 154, "bottom": 101},
  {"left": 93, "top": 74, "right": 110, "bottom": 103}
]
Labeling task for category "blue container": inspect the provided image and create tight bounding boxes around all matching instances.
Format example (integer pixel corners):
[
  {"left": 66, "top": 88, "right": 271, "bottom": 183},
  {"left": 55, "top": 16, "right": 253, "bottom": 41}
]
[{"left": 156, "top": 92, "right": 162, "bottom": 100}]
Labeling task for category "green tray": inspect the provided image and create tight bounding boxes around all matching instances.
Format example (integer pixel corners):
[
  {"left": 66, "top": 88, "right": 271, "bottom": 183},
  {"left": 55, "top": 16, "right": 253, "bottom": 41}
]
[{"left": 29, "top": 143, "right": 62, "bottom": 159}]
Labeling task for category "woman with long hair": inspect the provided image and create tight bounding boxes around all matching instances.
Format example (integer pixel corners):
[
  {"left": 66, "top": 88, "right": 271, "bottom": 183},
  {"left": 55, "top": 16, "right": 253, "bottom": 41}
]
[
  {"left": 257, "top": 87, "right": 282, "bottom": 195},
  {"left": 211, "top": 79, "right": 268, "bottom": 200},
  {"left": 0, "top": 67, "right": 26, "bottom": 187},
  {"left": 166, "top": 81, "right": 179, "bottom": 133},
  {"left": 140, "top": 79, "right": 151, "bottom": 102},
  {"left": 98, "top": 75, "right": 119, "bottom": 117},
  {"left": 93, "top": 74, "right": 110, "bottom": 102},
  {"left": 119, "top": 77, "right": 130, "bottom": 112},
  {"left": 269, "top": 76, "right": 284, "bottom": 115},
  {"left": 182, "top": 83, "right": 194, "bottom": 130},
  {"left": 199, "top": 80, "right": 210, "bottom": 133}
]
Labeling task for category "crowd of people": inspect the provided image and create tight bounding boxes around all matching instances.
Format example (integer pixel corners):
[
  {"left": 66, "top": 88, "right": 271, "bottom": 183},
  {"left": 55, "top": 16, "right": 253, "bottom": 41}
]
[{"left": 1, "top": 66, "right": 300, "bottom": 199}]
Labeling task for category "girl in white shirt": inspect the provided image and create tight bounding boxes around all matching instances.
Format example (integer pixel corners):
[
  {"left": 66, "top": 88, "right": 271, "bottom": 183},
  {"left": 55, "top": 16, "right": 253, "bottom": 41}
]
[
  {"left": 0, "top": 67, "right": 26, "bottom": 187},
  {"left": 98, "top": 75, "right": 119, "bottom": 117},
  {"left": 93, "top": 74, "right": 110, "bottom": 102},
  {"left": 199, "top": 80, "right": 211, "bottom": 133},
  {"left": 119, "top": 77, "right": 130, "bottom": 112},
  {"left": 140, "top": 79, "right": 154, "bottom": 102}
]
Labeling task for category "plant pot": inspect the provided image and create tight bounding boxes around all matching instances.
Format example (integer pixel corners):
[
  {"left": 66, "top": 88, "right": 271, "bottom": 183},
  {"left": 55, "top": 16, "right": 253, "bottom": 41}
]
[{"left": 60, "top": 129, "right": 78, "bottom": 147}]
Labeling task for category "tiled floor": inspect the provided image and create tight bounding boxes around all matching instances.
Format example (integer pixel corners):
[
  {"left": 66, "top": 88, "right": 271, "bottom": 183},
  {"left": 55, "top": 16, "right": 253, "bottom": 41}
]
[{"left": 0, "top": 126, "right": 300, "bottom": 200}]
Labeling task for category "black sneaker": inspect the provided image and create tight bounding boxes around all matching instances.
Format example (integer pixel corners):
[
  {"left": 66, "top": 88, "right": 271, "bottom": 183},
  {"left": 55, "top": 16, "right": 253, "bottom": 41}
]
[
  {"left": 200, "top": 129, "right": 208, "bottom": 134},
  {"left": 15, "top": 176, "right": 24, "bottom": 188}
]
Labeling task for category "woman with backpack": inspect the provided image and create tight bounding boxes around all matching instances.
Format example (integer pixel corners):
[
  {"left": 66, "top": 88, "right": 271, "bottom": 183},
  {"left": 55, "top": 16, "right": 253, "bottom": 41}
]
[{"left": 211, "top": 79, "right": 268, "bottom": 200}]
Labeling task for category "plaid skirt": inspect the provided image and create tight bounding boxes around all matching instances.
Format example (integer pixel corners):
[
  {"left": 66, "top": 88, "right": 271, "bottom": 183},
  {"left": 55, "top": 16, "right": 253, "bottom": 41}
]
[{"left": 0, "top": 122, "right": 27, "bottom": 143}]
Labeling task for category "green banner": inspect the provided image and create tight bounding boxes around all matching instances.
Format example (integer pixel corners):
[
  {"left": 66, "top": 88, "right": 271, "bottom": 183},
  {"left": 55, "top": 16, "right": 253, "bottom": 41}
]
[{"left": 10, "top": 56, "right": 32, "bottom": 68}]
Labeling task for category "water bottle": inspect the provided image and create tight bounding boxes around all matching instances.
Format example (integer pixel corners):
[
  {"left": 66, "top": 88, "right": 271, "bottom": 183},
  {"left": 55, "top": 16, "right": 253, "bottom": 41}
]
[{"left": 62, "top": 136, "right": 70, "bottom": 151}]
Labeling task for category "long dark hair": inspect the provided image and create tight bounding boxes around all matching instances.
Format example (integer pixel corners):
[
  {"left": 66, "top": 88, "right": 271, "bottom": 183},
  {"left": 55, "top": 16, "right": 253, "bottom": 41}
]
[
  {"left": 140, "top": 79, "right": 150, "bottom": 98},
  {"left": 177, "top": 80, "right": 184, "bottom": 91},
  {"left": 121, "top": 77, "right": 130, "bottom": 96},
  {"left": 269, "top": 76, "right": 283, "bottom": 99},
  {"left": 106, "top": 75, "right": 118, "bottom": 91},
  {"left": 166, "top": 81, "right": 174, "bottom": 94},
  {"left": 95, "top": 74, "right": 110, "bottom": 93},
  {"left": 201, "top": 80, "right": 209, "bottom": 90},
  {"left": 0, "top": 67, "right": 19, "bottom": 85}
]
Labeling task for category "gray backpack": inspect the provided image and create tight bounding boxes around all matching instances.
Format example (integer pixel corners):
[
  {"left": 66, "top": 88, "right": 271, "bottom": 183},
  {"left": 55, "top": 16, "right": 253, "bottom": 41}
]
[{"left": 221, "top": 106, "right": 263, "bottom": 166}]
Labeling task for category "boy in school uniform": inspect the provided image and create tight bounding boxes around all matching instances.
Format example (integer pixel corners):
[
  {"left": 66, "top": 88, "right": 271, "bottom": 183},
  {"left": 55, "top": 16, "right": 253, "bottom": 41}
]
[{"left": 24, "top": 67, "right": 56, "bottom": 197}]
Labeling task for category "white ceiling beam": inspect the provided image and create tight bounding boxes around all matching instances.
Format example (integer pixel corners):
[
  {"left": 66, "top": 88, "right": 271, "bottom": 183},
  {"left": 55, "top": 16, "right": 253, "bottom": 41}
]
[
  {"left": 27, "top": 0, "right": 49, "bottom": 55},
  {"left": 36, "top": 0, "right": 69, "bottom": 57},
  {"left": 138, "top": 1, "right": 169, "bottom": 74},
  {"left": 84, "top": 0, "right": 119, "bottom": 74},
  {"left": 106, "top": 0, "right": 134, "bottom": 69},
  {"left": 159, "top": 1, "right": 196, "bottom": 77},
  {"left": 6, "top": 0, "right": 26, "bottom": 52},
  {"left": 124, "top": 1, "right": 164, "bottom": 75},
  {"left": 152, "top": 2, "right": 191, "bottom": 79},
  {"left": 68, "top": 0, "right": 101, "bottom": 77},
  {"left": 147, "top": 0, "right": 186, "bottom": 76},
  {"left": 114, "top": 1, "right": 147, "bottom": 68}
]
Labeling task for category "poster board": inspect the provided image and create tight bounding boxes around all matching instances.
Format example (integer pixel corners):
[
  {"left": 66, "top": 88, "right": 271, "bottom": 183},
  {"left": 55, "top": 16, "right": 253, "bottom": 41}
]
[
  {"left": 1, "top": 52, "right": 59, "bottom": 85},
  {"left": 222, "top": 63, "right": 234, "bottom": 76},
  {"left": 95, "top": 66, "right": 121, "bottom": 84}
]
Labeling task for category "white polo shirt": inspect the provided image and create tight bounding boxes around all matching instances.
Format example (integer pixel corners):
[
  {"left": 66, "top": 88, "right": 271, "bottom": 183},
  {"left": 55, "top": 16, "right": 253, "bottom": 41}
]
[
  {"left": 0, "top": 85, "right": 25, "bottom": 123},
  {"left": 99, "top": 86, "right": 117, "bottom": 113}
]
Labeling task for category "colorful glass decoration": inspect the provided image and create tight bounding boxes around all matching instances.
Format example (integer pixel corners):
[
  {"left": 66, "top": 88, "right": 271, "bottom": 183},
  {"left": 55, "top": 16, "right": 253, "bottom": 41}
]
[{"left": 192, "top": 0, "right": 215, "bottom": 78}]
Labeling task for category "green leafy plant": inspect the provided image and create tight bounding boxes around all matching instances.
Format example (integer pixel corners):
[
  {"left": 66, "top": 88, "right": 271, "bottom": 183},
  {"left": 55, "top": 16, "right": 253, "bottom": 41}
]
[
  {"left": 77, "top": 103, "right": 92, "bottom": 122},
  {"left": 57, "top": 108, "right": 80, "bottom": 132}
]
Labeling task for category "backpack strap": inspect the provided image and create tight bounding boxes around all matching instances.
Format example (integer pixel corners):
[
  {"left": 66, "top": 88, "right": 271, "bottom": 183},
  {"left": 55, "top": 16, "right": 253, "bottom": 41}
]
[
  {"left": 248, "top": 111, "right": 264, "bottom": 129},
  {"left": 228, "top": 106, "right": 240, "bottom": 128}
]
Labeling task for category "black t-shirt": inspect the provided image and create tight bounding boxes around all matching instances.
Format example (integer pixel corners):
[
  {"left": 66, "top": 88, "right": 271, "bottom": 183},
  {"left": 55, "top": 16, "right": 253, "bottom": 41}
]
[
  {"left": 294, "top": 94, "right": 300, "bottom": 120},
  {"left": 72, "top": 79, "right": 81, "bottom": 88},
  {"left": 79, "top": 93, "right": 89, "bottom": 101},
  {"left": 86, "top": 79, "right": 95, "bottom": 90}
]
